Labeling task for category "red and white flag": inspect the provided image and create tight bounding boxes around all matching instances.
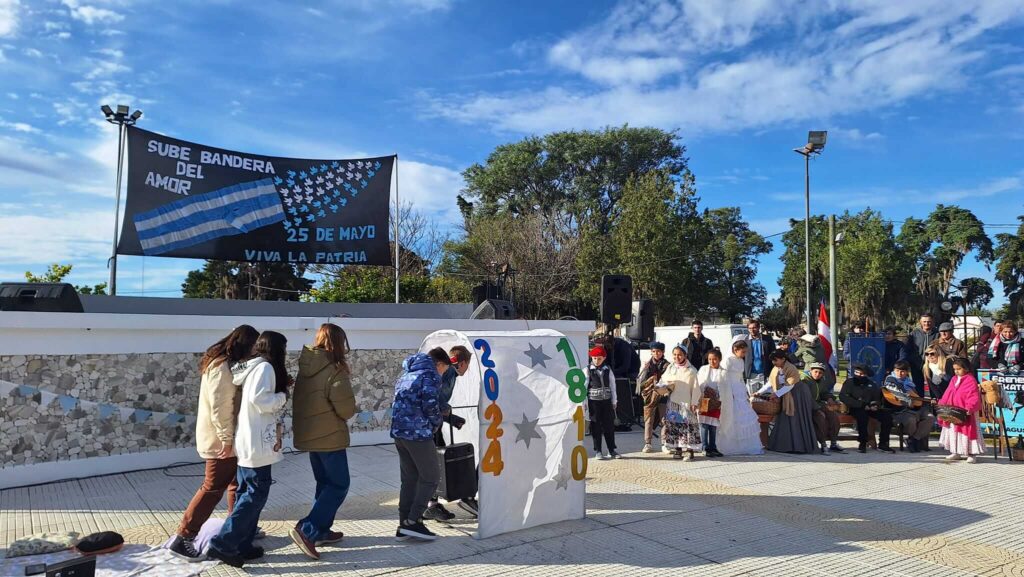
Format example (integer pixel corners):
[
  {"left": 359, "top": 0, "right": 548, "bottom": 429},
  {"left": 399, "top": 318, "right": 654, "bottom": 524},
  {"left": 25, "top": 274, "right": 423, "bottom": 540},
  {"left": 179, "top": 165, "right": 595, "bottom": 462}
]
[{"left": 818, "top": 300, "right": 837, "bottom": 372}]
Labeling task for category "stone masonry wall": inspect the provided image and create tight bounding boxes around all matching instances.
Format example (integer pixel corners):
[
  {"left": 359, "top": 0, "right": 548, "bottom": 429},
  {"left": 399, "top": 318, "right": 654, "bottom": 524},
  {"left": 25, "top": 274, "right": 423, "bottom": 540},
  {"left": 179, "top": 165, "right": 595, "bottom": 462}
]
[{"left": 0, "top": 349, "right": 415, "bottom": 467}]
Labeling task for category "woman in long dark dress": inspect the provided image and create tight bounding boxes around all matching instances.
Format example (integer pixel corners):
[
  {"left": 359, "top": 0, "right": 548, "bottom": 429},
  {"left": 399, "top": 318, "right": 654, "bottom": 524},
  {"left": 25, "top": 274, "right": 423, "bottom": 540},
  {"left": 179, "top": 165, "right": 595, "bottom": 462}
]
[{"left": 766, "top": 350, "right": 817, "bottom": 453}]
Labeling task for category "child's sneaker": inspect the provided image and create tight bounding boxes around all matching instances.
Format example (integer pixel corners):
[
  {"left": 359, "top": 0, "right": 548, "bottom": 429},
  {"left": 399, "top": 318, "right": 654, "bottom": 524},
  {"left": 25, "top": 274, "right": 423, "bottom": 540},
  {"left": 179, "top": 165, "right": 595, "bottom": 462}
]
[
  {"left": 399, "top": 520, "right": 437, "bottom": 541},
  {"left": 423, "top": 502, "right": 455, "bottom": 522},
  {"left": 167, "top": 535, "right": 205, "bottom": 562},
  {"left": 945, "top": 453, "right": 962, "bottom": 461},
  {"left": 966, "top": 456, "right": 977, "bottom": 464},
  {"left": 682, "top": 451, "right": 693, "bottom": 462},
  {"left": 661, "top": 445, "right": 672, "bottom": 454},
  {"left": 609, "top": 450, "right": 622, "bottom": 459},
  {"left": 642, "top": 443, "right": 653, "bottom": 453}
]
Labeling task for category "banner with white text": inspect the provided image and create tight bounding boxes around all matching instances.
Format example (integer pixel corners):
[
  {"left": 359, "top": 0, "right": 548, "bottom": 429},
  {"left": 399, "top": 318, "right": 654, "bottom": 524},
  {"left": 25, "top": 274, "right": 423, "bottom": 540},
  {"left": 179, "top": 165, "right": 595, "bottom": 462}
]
[{"left": 116, "top": 126, "right": 394, "bottom": 265}]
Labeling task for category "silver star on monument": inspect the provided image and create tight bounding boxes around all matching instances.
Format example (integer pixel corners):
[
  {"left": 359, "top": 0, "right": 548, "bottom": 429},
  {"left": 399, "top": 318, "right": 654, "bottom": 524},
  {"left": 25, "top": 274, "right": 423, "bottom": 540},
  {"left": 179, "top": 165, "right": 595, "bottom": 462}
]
[
  {"left": 513, "top": 413, "right": 543, "bottom": 449},
  {"left": 523, "top": 343, "right": 552, "bottom": 368},
  {"left": 553, "top": 465, "right": 570, "bottom": 490}
]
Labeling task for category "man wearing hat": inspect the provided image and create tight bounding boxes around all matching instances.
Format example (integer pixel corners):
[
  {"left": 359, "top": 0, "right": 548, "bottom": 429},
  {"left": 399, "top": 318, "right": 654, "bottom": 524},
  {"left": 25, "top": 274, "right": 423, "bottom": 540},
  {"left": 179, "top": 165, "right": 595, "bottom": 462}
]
[
  {"left": 839, "top": 363, "right": 895, "bottom": 453},
  {"left": 935, "top": 322, "right": 966, "bottom": 359},
  {"left": 802, "top": 362, "right": 844, "bottom": 455},
  {"left": 637, "top": 342, "right": 671, "bottom": 453}
]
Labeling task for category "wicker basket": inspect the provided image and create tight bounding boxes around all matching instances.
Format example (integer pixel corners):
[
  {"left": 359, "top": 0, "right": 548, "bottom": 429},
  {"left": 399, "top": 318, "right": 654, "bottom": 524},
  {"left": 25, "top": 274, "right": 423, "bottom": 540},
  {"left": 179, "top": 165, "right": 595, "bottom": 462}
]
[{"left": 751, "top": 395, "right": 781, "bottom": 416}]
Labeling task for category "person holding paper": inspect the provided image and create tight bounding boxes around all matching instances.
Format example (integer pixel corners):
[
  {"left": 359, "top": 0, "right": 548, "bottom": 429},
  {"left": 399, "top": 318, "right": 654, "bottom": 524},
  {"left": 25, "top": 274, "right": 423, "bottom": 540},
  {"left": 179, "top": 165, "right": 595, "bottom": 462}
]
[{"left": 766, "top": 349, "right": 817, "bottom": 454}]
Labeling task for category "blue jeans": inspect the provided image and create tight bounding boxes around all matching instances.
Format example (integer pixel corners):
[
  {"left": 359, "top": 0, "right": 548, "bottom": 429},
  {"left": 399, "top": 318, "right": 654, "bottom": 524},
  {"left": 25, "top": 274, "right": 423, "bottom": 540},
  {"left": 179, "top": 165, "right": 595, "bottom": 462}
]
[
  {"left": 297, "top": 450, "right": 351, "bottom": 542},
  {"left": 209, "top": 465, "right": 272, "bottom": 556},
  {"left": 701, "top": 424, "right": 718, "bottom": 452}
]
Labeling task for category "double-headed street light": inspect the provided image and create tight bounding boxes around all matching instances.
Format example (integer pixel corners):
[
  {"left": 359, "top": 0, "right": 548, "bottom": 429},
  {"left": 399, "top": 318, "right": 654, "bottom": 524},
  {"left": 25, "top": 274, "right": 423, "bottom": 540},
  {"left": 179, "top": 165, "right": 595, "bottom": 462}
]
[
  {"left": 793, "top": 130, "right": 827, "bottom": 334},
  {"left": 101, "top": 104, "right": 142, "bottom": 297}
]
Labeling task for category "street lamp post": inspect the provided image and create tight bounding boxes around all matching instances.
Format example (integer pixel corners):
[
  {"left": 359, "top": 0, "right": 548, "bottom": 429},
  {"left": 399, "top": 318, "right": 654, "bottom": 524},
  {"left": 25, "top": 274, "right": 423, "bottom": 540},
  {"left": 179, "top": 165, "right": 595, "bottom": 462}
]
[
  {"left": 793, "top": 131, "right": 827, "bottom": 334},
  {"left": 101, "top": 104, "right": 142, "bottom": 297}
]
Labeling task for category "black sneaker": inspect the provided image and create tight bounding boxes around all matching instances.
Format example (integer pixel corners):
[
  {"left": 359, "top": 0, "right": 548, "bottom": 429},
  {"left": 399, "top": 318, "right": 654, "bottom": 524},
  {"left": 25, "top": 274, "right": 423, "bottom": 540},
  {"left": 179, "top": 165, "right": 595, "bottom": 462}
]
[
  {"left": 206, "top": 546, "right": 245, "bottom": 568},
  {"left": 857, "top": 443, "right": 867, "bottom": 453},
  {"left": 830, "top": 444, "right": 846, "bottom": 454},
  {"left": 422, "top": 502, "right": 455, "bottom": 522},
  {"left": 168, "top": 535, "right": 206, "bottom": 562},
  {"left": 457, "top": 498, "right": 479, "bottom": 518},
  {"left": 877, "top": 446, "right": 895, "bottom": 454},
  {"left": 395, "top": 527, "right": 410, "bottom": 542},
  {"left": 240, "top": 546, "right": 264, "bottom": 561},
  {"left": 399, "top": 520, "right": 437, "bottom": 541}
]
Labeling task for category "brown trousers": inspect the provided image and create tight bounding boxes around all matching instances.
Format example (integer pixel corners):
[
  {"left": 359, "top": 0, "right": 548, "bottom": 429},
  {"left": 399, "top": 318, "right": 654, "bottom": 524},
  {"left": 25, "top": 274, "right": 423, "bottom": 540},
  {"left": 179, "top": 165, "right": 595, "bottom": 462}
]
[
  {"left": 644, "top": 403, "right": 667, "bottom": 445},
  {"left": 176, "top": 457, "right": 238, "bottom": 538},
  {"left": 812, "top": 407, "right": 840, "bottom": 445}
]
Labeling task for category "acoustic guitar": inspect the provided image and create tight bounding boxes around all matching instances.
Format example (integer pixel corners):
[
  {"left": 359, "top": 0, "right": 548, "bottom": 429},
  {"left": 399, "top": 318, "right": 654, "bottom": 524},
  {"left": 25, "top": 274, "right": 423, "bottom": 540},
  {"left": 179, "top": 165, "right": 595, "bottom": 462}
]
[{"left": 882, "top": 385, "right": 926, "bottom": 409}]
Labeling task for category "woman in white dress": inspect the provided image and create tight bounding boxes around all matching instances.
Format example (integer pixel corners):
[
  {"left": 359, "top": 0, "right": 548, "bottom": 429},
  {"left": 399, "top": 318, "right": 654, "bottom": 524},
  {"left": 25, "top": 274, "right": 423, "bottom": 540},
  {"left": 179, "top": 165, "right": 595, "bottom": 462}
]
[{"left": 716, "top": 339, "right": 765, "bottom": 455}]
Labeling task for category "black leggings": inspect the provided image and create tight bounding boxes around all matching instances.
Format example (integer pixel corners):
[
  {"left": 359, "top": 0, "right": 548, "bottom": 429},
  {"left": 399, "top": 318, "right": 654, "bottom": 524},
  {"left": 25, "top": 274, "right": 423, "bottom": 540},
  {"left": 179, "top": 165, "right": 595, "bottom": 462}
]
[{"left": 589, "top": 399, "right": 616, "bottom": 452}]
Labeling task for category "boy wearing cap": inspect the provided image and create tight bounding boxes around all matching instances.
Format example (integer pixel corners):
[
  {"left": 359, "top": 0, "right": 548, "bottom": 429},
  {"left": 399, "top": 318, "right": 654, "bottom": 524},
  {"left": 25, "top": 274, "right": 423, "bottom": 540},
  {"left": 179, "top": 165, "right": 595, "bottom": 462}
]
[
  {"left": 637, "top": 342, "right": 670, "bottom": 453},
  {"left": 588, "top": 346, "right": 620, "bottom": 460},
  {"left": 935, "top": 322, "right": 966, "bottom": 359}
]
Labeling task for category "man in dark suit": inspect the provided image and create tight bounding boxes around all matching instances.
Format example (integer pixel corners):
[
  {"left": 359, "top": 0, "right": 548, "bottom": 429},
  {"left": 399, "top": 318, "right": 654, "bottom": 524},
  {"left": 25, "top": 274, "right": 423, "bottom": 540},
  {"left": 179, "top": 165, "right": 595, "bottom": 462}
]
[{"left": 743, "top": 319, "right": 776, "bottom": 381}]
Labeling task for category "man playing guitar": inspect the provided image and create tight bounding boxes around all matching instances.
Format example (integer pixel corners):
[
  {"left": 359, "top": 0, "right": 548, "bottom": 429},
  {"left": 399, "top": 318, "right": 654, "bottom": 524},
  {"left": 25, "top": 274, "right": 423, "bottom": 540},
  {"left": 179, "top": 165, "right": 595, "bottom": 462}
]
[{"left": 882, "top": 360, "right": 936, "bottom": 453}]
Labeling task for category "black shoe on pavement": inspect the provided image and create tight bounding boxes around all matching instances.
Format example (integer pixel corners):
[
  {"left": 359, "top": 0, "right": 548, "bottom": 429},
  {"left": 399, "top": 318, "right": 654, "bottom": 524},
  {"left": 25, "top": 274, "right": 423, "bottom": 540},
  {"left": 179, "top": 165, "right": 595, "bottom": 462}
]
[
  {"left": 857, "top": 443, "right": 867, "bottom": 453},
  {"left": 830, "top": 444, "right": 846, "bottom": 453},
  {"left": 168, "top": 535, "right": 206, "bottom": 562},
  {"left": 399, "top": 520, "right": 437, "bottom": 541},
  {"left": 457, "top": 498, "right": 479, "bottom": 518},
  {"left": 206, "top": 546, "right": 245, "bottom": 568},
  {"left": 423, "top": 502, "right": 455, "bottom": 522},
  {"left": 240, "top": 546, "right": 264, "bottom": 561},
  {"left": 877, "top": 446, "right": 895, "bottom": 454},
  {"left": 395, "top": 527, "right": 410, "bottom": 542}
]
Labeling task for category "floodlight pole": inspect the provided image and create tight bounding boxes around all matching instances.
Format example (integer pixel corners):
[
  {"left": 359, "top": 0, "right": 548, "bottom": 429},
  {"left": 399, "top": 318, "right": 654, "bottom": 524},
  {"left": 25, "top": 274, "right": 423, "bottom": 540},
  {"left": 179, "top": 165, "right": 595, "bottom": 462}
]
[
  {"left": 828, "top": 214, "right": 838, "bottom": 348},
  {"left": 102, "top": 105, "right": 141, "bottom": 297}
]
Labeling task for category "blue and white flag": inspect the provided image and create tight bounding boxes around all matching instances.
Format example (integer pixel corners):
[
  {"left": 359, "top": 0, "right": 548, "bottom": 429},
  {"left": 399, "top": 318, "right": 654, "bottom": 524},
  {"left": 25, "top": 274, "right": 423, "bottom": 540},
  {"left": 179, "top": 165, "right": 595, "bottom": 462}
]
[{"left": 133, "top": 178, "right": 285, "bottom": 255}]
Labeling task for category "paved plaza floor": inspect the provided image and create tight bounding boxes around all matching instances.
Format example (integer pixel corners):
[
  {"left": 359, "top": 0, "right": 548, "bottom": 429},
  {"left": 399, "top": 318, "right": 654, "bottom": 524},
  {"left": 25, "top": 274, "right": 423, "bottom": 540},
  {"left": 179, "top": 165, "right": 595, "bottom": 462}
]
[{"left": 2, "top": 432, "right": 1023, "bottom": 576}]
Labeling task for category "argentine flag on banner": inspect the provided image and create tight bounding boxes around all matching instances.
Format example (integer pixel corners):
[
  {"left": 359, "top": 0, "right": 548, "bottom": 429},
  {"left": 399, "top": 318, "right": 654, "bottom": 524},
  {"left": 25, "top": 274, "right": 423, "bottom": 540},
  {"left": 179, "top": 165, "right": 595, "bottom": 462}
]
[{"left": 133, "top": 178, "right": 285, "bottom": 255}]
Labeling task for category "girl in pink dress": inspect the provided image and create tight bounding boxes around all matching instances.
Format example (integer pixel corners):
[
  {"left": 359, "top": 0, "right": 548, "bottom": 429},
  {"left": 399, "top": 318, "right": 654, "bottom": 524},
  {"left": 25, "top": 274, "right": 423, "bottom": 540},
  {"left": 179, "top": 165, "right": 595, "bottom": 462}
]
[{"left": 937, "top": 357, "right": 984, "bottom": 463}]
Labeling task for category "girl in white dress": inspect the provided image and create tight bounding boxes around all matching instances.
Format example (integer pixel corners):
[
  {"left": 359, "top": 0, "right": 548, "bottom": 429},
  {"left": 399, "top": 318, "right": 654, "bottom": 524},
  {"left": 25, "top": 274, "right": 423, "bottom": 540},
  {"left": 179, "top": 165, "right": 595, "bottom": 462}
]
[
  {"left": 661, "top": 346, "right": 703, "bottom": 461},
  {"left": 716, "top": 339, "right": 765, "bottom": 455}
]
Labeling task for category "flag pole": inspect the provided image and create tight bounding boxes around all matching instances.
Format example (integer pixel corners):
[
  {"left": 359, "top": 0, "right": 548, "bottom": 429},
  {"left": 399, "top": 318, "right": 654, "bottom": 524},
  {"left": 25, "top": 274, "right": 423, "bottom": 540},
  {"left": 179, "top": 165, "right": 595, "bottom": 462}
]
[
  {"left": 394, "top": 154, "right": 400, "bottom": 304},
  {"left": 828, "top": 214, "right": 838, "bottom": 347}
]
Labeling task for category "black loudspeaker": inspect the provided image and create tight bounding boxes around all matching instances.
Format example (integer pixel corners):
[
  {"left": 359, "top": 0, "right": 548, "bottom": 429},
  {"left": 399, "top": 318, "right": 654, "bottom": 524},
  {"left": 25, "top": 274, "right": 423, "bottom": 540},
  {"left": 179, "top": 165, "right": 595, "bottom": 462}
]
[
  {"left": 600, "top": 274, "right": 632, "bottom": 325},
  {"left": 626, "top": 298, "right": 655, "bottom": 342},
  {"left": 0, "top": 283, "right": 84, "bottom": 312},
  {"left": 471, "top": 282, "right": 501, "bottom": 308},
  {"left": 470, "top": 299, "right": 516, "bottom": 320}
]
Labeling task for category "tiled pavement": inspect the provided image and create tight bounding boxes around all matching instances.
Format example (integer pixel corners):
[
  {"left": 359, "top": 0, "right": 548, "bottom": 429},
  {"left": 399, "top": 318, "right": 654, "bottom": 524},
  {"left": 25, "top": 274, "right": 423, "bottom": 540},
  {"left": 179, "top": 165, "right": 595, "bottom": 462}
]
[{"left": 2, "top": 432, "right": 1023, "bottom": 576}]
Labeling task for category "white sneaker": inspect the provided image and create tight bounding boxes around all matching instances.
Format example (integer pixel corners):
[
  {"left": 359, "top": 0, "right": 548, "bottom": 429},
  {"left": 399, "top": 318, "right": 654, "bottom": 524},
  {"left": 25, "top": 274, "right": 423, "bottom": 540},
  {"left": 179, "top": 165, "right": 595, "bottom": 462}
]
[
  {"left": 642, "top": 443, "right": 653, "bottom": 453},
  {"left": 966, "top": 456, "right": 977, "bottom": 464},
  {"left": 682, "top": 451, "right": 693, "bottom": 462},
  {"left": 661, "top": 445, "right": 672, "bottom": 454},
  {"left": 945, "top": 453, "right": 962, "bottom": 461},
  {"left": 594, "top": 451, "right": 603, "bottom": 460}
]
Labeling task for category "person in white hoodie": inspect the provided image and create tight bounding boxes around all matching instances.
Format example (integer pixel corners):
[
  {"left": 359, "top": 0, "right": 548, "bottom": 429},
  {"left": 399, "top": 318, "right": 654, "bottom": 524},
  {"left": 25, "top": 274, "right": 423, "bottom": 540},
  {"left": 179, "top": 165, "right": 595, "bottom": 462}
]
[{"left": 206, "top": 331, "right": 290, "bottom": 569}]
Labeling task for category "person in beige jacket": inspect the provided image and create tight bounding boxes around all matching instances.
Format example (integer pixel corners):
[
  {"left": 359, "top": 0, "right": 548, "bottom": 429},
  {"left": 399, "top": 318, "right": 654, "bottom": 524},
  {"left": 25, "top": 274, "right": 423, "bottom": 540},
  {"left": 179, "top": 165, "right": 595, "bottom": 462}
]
[
  {"left": 289, "top": 323, "right": 357, "bottom": 560},
  {"left": 169, "top": 325, "right": 259, "bottom": 562}
]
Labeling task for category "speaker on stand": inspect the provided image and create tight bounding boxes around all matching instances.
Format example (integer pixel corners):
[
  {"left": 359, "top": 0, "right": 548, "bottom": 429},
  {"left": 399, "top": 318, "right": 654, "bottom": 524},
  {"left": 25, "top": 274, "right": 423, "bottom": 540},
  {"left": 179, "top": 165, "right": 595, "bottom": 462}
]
[
  {"left": 600, "top": 275, "right": 632, "bottom": 325},
  {"left": 469, "top": 299, "right": 516, "bottom": 320},
  {"left": 625, "top": 298, "right": 654, "bottom": 342}
]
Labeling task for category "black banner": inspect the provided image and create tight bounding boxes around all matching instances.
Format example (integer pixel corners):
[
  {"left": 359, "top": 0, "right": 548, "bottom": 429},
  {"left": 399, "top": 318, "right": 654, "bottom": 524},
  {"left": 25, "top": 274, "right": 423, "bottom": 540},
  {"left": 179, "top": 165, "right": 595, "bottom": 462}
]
[{"left": 116, "top": 126, "right": 394, "bottom": 265}]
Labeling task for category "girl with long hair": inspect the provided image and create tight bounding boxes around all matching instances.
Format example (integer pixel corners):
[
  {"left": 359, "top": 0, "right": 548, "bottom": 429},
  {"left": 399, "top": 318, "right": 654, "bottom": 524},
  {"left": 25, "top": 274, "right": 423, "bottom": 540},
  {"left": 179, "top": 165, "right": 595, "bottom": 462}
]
[
  {"left": 289, "top": 323, "right": 357, "bottom": 560},
  {"left": 206, "top": 331, "right": 290, "bottom": 568},
  {"left": 169, "top": 325, "right": 258, "bottom": 562},
  {"left": 938, "top": 357, "right": 984, "bottom": 463}
]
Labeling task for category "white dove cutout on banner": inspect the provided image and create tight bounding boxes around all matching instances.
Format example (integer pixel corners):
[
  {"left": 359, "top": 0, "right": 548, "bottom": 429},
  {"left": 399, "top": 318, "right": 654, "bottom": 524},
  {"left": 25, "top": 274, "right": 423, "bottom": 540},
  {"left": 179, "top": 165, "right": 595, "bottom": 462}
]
[{"left": 420, "top": 329, "right": 588, "bottom": 539}]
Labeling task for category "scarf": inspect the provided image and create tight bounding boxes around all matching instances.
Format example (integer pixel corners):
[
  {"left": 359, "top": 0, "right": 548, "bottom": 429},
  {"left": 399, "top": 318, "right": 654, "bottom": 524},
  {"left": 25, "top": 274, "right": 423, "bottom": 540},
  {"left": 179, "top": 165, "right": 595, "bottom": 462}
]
[
  {"left": 989, "top": 335, "right": 1003, "bottom": 358},
  {"left": 1000, "top": 334, "right": 1021, "bottom": 366},
  {"left": 769, "top": 362, "right": 799, "bottom": 416}
]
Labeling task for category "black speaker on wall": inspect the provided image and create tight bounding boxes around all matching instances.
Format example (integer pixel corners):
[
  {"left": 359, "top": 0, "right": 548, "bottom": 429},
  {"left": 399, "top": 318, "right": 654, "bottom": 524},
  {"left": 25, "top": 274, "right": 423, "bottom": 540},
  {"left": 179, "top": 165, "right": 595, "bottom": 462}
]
[
  {"left": 600, "top": 274, "right": 632, "bottom": 325},
  {"left": 470, "top": 299, "right": 516, "bottom": 320},
  {"left": 0, "top": 283, "right": 84, "bottom": 313},
  {"left": 626, "top": 298, "right": 655, "bottom": 342}
]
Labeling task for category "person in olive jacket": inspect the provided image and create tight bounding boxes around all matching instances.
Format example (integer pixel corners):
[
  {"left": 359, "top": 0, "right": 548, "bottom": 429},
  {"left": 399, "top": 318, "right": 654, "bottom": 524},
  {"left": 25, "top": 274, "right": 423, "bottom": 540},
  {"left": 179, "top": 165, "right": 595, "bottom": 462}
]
[
  {"left": 839, "top": 363, "right": 893, "bottom": 454},
  {"left": 289, "top": 323, "right": 357, "bottom": 560}
]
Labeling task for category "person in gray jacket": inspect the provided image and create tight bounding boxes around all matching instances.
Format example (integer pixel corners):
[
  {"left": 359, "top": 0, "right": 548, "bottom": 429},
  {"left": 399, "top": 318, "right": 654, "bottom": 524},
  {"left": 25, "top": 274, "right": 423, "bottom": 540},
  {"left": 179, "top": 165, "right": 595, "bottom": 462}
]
[{"left": 905, "top": 313, "right": 939, "bottom": 396}]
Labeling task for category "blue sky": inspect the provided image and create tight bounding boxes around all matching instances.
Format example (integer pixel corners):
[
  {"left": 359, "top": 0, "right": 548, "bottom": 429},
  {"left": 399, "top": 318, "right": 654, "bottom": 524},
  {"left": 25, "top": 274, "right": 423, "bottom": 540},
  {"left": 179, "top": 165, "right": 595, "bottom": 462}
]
[{"left": 1, "top": 0, "right": 1023, "bottom": 307}]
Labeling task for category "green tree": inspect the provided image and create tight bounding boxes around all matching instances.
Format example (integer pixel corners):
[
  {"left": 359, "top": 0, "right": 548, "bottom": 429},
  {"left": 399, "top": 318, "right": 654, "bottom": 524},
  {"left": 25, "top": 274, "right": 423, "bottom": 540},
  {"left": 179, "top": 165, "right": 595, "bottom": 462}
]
[
  {"left": 958, "top": 277, "right": 994, "bottom": 312},
  {"left": 897, "top": 204, "right": 994, "bottom": 318},
  {"left": 25, "top": 263, "right": 107, "bottom": 295},
  {"left": 995, "top": 216, "right": 1024, "bottom": 319},
  {"left": 779, "top": 210, "right": 914, "bottom": 328},
  {"left": 697, "top": 207, "right": 772, "bottom": 322},
  {"left": 181, "top": 261, "right": 312, "bottom": 300}
]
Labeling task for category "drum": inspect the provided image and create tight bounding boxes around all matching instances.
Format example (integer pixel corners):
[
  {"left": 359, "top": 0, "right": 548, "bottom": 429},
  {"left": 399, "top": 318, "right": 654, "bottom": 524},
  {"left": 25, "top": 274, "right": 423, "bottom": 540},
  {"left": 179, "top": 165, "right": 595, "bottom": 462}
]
[
  {"left": 751, "top": 395, "right": 781, "bottom": 416},
  {"left": 936, "top": 404, "right": 969, "bottom": 425}
]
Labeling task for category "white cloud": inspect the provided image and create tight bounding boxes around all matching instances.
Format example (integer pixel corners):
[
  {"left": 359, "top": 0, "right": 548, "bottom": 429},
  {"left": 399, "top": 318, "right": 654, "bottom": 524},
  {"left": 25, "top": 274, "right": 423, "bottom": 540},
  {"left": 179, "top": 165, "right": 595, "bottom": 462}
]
[
  {"left": 0, "top": 0, "right": 18, "bottom": 37},
  {"left": 427, "top": 0, "right": 1024, "bottom": 135},
  {"left": 0, "top": 118, "right": 40, "bottom": 133},
  {"left": 85, "top": 59, "right": 130, "bottom": 79},
  {"left": 23, "top": 47, "right": 41, "bottom": 57},
  {"left": 0, "top": 209, "right": 111, "bottom": 265},
  {"left": 62, "top": 0, "right": 124, "bottom": 25},
  {"left": 989, "top": 64, "right": 1024, "bottom": 77},
  {"left": 393, "top": 159, "right": 463, "bottom": 226}
]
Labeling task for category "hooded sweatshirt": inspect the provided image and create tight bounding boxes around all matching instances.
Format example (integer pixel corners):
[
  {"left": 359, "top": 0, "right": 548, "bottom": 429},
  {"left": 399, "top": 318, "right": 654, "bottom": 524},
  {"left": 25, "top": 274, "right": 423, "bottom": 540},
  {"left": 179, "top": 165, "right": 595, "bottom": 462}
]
[
  {"left": 231, "top": 358, "right": 287, "bottom": 468},
  {"left": 194, "top": 357, "right": 241, "bottom": 459},
  {"left": 292, "top": 347, "right": 357, "bottom": 452},
  {"left": 390, "top": 353, "right": 442, "bottom": 441}
]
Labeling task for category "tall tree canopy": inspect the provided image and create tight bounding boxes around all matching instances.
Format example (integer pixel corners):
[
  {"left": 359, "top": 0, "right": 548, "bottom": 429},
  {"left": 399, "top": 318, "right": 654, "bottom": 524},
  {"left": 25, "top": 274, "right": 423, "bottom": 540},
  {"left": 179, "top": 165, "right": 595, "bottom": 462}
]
[{"left": 995, "top": 216, "right": 1024, "bottom": 319}]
